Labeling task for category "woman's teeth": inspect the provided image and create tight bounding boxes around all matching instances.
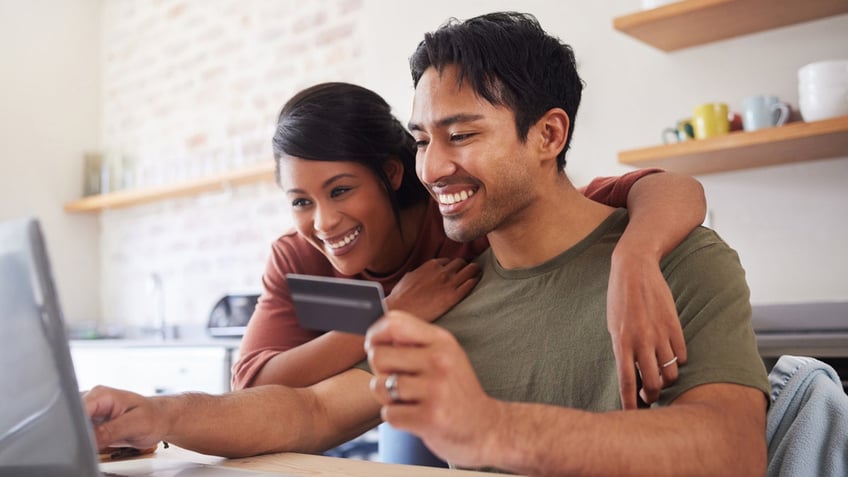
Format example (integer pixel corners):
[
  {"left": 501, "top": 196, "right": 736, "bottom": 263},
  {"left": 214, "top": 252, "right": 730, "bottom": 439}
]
[
  {"left": 325, "top": 228, "right": 360, "bottom": 249},
  {"left": 438, "top": 189, "right": 475, "bottom": 205}
]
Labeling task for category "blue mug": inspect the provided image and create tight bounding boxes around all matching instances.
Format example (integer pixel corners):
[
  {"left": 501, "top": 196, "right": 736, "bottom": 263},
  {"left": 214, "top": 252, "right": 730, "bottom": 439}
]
[{"left": 742, "top": 95, "right": 790, "bottom": 131}]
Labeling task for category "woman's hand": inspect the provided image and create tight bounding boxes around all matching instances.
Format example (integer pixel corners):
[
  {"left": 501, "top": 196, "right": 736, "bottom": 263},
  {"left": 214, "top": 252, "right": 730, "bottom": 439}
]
[
  {"left": 607, "top": 250, "right": 687, "bottom": 410},
  {"left": 386, "top": 258, "right": 480, "bottom": 322},
  {"left": 605, "top": 171, "right": 702, "bottom": 409}
]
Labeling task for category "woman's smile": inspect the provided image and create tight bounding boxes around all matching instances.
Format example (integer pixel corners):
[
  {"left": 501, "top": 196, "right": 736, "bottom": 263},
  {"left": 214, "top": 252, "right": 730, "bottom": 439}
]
[{"left": 319, "top": 225, "right": 362, "bottom": 255}]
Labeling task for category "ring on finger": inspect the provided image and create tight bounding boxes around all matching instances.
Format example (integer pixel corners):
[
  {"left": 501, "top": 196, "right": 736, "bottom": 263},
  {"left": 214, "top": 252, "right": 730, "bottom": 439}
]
[
  {"left": 660, "top": 356, "right": 678, "bottom": 368},
  {"left": 385, "top": 373, "right": 400, "bottom": 402}
]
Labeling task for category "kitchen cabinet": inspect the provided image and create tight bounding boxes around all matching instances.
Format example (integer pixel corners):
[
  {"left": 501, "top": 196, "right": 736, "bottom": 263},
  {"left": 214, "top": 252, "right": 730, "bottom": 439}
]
[
  {"left": 63, "top": 161, "right": 276, "bottom": 213},
  {"left": 613, "top": 0, "right": 848, "bottom": 52},
  {"left": 70, "top": 341, "right": 239, "bottom": 395},
  {"left": 618, "top": 115, "right": 848, "bottom": 175}
]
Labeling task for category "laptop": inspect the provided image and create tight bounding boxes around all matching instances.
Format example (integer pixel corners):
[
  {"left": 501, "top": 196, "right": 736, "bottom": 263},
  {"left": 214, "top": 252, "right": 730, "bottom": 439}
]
[{"left": 0, "top": 217, "right": 288, "bottom": 476}]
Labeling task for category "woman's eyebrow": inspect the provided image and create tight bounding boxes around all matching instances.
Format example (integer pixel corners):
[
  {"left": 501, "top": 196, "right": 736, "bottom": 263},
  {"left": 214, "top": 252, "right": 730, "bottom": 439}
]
[{"left": 285, "top": 173, "right": 357, "bottom": 195}]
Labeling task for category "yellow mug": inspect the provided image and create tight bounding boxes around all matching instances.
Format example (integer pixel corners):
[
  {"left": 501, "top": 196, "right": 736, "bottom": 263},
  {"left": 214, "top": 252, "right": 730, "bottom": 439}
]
[{"left": 692, "top": 103, "right": 729, "bottom": 139}]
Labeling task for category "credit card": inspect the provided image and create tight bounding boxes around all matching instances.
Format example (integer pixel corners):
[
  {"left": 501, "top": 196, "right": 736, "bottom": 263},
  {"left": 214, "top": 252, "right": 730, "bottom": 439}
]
[{"left": 286, "top": 274, "right": 387, "bottom": 335}]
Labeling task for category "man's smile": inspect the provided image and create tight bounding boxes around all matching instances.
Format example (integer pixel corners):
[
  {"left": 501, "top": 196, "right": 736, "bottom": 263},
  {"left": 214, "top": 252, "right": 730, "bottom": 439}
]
[{"left": 437, "top": 188, "right": 476, "bottom": 205}]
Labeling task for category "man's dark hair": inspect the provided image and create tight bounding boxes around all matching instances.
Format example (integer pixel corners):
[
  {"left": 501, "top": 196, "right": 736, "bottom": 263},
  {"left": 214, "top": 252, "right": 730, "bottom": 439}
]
[{"left": 410, "top": 11, "right": 584, "bottom": 170}]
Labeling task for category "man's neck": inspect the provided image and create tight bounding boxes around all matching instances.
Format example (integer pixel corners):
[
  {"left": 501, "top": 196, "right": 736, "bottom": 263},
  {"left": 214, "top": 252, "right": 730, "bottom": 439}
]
[{"left": 486, "top": 177, "right": 616, "bottom": 270}]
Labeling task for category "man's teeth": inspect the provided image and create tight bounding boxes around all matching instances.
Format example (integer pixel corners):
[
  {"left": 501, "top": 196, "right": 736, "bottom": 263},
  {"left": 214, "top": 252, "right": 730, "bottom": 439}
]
[
  {"left": 438, "top": 189, "right": 474, "bottom": 205},
  {"left": 326, "top": 228, "right": 360, "bottom": 249}
]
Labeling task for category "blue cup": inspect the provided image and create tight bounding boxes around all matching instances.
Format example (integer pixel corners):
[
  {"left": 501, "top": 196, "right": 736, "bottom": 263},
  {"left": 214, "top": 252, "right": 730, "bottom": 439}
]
[
  {"left": 378, "top": 423, "right": 447, "bottom": 467},
  {"left": 742, "top": 95, "right": 790, "bottom": 131}
]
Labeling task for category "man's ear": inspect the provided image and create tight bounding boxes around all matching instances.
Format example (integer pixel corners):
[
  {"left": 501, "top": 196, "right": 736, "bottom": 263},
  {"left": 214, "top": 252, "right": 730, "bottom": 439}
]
[
  {"left": 536, "top": 108, "right": 569, "bottom": 159},
  {"left": 383, "top": 157, "right": 405, "bottom": 191}
]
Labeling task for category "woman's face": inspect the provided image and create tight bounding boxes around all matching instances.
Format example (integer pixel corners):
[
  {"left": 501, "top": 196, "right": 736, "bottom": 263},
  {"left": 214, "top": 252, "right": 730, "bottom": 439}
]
[{"left": 278, "top": 156, "right": 405, "bottom": 276}]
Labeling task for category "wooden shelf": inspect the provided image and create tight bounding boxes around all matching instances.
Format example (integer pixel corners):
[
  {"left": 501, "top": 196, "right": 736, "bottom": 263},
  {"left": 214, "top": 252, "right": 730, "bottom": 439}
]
[
  {"left": 64, "top": 161, "right": 276, "bottom": 213},
  {"left": 613, "top": 0, "right": 848, "bottom": 52},
  {"left": 618, "top": 115, "right": 848, "bottom": 175}
]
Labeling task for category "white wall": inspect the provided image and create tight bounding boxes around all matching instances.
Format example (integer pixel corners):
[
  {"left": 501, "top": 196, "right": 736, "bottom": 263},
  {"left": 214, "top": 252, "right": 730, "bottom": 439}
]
[
  {"left": 362, "top": 1, "right": 848, "bottom": 304},
  {"left": 96, "top": 0, "right": 367, "bottom": 327},
  {"left": 0, "top": 0, "right": 101, "bottom": 323},
  {"left": 2, "top": 1, "right": 845, "bottom": 329}
]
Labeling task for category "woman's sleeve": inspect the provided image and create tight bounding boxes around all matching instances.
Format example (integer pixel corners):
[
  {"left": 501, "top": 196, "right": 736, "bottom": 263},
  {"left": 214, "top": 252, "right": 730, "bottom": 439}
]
[
  {"left": 580, "top": 168, "right": 664, "bottom": 207},
  {"left": 230, "top": 239, "right": 322, "bottom": 390}
]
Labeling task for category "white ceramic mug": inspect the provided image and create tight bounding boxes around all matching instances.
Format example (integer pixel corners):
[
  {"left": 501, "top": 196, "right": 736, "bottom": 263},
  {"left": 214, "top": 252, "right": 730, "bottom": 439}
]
[
  {"left": 798, "top": 59, "right": 848, "bottom": 86},
  {"left": 799, "top": 88, "right": 848, "bottom": 122},
  {"left": 798, "top": 59, "right": 848, "bottom": 122}
]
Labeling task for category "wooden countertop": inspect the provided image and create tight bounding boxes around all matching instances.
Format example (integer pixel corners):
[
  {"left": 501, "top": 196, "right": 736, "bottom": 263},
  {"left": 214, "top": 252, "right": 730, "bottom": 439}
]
[{"left": 99, "top": 445, "right": 504, "bottom": 476}]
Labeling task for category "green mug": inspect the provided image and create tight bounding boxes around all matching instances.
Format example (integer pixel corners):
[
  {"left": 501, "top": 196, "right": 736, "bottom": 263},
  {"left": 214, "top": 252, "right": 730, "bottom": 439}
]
[
  {"left": 692, "top": 103, "right": 730, "bottom": 139},
  {"left": 662, "top": 118, "right": 695, "bottom": 144}
]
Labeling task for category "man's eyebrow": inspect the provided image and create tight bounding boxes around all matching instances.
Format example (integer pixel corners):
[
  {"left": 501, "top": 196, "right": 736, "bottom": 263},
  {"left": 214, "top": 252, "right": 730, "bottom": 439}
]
[{"left": 408, "top": 113, "right": 485, "bottom": 132}]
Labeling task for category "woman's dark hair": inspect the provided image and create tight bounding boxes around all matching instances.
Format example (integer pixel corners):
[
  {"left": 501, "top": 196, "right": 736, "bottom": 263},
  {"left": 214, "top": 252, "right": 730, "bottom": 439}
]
[
  {"left": 410, "top": 12, "right": 584, "bottom": 170},
  {"left": 272, "top": 82, "right": 429, "bottom": 230}
]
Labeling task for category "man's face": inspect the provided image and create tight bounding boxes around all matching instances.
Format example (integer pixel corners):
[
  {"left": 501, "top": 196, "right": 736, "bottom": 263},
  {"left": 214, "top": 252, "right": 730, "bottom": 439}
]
[{"left": 409, "top": 65, "right": 537, "bottom": 243}]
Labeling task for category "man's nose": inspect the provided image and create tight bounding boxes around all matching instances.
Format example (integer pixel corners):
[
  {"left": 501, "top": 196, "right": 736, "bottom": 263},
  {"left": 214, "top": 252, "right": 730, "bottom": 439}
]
[{"left": 416, "top": 140, "right": 455, "bottom": 186}]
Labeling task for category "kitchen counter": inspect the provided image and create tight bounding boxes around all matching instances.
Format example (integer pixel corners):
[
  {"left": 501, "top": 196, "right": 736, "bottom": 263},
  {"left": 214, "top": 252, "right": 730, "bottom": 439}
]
[
  {"left": 752, "top": 301, "right": 848, "bottom": 358},
  {"left": 69, "top": 334, "right": 243, "bottom": 395},
  {"left": 70, "top": 336, "right": 243, "bottom": 349},
  {"left": 68, "top": 321, "right": 244, "bottom": 348}
]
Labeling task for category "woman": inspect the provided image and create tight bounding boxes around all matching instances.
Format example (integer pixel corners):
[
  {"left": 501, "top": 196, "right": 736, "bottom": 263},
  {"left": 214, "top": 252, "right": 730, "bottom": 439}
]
[{"left": 233, "top": 82, "right": 704, "bottom": 463}]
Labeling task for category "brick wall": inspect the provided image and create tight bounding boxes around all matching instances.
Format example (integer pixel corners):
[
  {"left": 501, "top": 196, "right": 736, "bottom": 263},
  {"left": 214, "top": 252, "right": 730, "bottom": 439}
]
[{"left": 100, "top": 0, "right": 365, "bottom": 326}]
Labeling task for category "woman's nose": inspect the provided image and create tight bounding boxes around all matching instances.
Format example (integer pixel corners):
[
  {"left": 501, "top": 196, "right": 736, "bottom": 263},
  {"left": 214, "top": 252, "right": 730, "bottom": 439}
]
[{"left": 313, "top": 203, "right": 340, "bottom": 233}]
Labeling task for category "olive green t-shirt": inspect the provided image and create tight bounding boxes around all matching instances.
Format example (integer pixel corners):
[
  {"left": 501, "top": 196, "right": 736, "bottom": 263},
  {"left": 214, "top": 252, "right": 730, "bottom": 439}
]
[{"left": 360, "top": 208, "right": 770, "bottom": 409}]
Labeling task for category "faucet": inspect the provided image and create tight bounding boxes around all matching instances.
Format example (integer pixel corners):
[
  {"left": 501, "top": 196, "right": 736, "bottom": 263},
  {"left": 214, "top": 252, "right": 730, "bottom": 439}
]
[{"left": 148, "top": 272, "right": 167, "bottom": 340}]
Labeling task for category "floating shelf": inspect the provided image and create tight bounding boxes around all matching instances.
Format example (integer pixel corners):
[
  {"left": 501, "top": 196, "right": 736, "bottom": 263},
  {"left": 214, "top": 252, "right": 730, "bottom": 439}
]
[
  {"left": 64, "top": 161, "right": 276, "bottom": 213},
  {"left": 613, "top": 0, "right": 848, "bottom": 52},
  {"left": 618, "top": 115, "right": 848, "bottom": 175}
]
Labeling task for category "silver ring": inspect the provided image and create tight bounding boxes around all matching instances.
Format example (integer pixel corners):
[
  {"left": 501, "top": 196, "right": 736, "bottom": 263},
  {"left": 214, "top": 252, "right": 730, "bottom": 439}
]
[
  {"left": 385, "top": 373, "right": 400, "bottom": 402},
  {"left": 661, "top": 356, "right": 678, "bottom": 368}
]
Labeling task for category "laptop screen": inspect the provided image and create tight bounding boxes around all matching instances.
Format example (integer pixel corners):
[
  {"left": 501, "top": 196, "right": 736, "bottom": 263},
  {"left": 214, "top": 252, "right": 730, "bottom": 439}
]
[{"left": 0, "top": 218, "right": 100, "bottom": 476}]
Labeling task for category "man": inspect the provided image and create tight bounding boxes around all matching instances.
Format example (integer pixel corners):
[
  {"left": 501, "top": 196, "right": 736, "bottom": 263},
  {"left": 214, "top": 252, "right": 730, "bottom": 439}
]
[
  {"left": 82, "top": 11, "right": 761, "bottom": 475},
  {"left": 363, "top": 12, "right": 769, "bottom": 475}
]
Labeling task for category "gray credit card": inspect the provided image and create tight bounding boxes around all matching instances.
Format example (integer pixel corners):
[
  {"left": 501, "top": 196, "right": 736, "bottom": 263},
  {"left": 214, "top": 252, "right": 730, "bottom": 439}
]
[{"left": 286, "top": 274, "right": 387, "bottom": 335}]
